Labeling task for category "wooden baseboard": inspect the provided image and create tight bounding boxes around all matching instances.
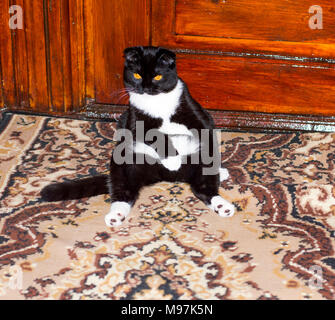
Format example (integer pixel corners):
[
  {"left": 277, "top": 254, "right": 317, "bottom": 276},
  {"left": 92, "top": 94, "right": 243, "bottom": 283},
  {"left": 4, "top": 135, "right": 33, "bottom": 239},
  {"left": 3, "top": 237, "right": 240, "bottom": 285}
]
[
  {"left": 210, "top": 110, "right": 335, "bottom": 132},
  {"left": 3, "top": 105, "right": 335, "bottom": 132},
  {"left": 80, "top": 104, "right": 335, "bottom": 132}
]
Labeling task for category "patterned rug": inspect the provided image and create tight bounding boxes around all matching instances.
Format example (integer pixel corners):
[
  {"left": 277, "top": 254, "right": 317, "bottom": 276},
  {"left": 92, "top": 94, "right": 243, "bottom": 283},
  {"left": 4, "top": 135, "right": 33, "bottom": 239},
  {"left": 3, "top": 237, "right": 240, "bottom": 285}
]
[{"left": 0, "top": 111, "right": 334, "bottom": 300}]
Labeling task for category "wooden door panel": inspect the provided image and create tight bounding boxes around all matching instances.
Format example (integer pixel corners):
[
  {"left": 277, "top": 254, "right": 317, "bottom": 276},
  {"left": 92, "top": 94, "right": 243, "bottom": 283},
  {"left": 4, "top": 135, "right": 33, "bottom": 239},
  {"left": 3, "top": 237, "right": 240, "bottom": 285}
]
[
  {"left": 152, "top": 0, "right": 335, "bottom": 116},
  {"left": 68, "top": 0, "right": 86, "bottom": 112},
  {"left": 83, "top": 0, "right": 95, "bottom": 101},
  {"left": 11, "top": 0, "right": 29, "bottom": 110},
  {"left": 0, "top": 0, "right": 17, "bottom": 107},
  {"left": 177, "top": 53, "right": 335, "bottom": 115},
  {"left": 176, "top": 0, "right": 335, "bottom": 43},
  {"left": 0, "top": 0, "right": 150, "bottom": 113},
  {"left": 153, "top": 0, "right": 335, "bottom": 58},
  {"left": 22, "top": 0, "right": 49, "bottom": 110},
  {"left": 0, "top": 0, "right": 88, "bottom": 114},
  {"left": 46, "top": 0, "right": 71, "bottom": 113}
]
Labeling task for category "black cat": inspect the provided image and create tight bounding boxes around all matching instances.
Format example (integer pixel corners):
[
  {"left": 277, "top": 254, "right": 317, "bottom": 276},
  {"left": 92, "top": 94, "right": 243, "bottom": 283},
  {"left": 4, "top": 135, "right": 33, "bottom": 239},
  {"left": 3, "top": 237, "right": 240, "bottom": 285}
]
[{"left": 41, "top": 46, "right": 235, "bottom": 227}]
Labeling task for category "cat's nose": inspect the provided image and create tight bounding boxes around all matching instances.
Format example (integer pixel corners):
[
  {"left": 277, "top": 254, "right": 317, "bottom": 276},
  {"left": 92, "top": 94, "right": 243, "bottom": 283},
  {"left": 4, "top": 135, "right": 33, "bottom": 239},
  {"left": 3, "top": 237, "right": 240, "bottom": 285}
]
[{"left": 143, "top": 88, "right": 153, "bottom": 94}]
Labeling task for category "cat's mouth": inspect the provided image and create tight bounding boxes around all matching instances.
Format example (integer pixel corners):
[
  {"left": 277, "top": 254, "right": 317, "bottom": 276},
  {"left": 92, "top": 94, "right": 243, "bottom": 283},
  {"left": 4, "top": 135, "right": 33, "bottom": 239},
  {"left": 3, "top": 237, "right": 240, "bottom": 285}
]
[
  {"left": 134, "top": 89, "right": 161, "bottom": 96},
  {"left": 143, "top": 88, "right": 157, "bottom": 95}
]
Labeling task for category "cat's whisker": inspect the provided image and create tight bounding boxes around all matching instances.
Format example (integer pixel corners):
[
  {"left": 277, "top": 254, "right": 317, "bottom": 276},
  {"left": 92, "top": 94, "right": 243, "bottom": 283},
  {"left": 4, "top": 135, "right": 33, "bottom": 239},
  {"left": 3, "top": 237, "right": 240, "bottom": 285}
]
[
  {"left": 118, "top": 93, "right": 130, "bottom": 101},
  {"left": 115, "top": 92, "right": 130, "bottom": 104},
  {"left": 110, "top": 88, "right": 130, "bottom": 99}
]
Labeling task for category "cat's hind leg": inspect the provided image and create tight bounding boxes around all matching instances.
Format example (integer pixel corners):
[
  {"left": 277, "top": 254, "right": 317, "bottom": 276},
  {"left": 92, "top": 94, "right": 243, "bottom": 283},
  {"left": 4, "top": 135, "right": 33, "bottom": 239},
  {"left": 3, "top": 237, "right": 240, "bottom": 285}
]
[
  {"left": 215, "top": 168, "right": 234, "bottom": 217},
  {"left": 186, "top": 165, "right": 235, "bottom": 218},
  {"left": 208, "top": 195, "right": 235, "bottom": 218}
]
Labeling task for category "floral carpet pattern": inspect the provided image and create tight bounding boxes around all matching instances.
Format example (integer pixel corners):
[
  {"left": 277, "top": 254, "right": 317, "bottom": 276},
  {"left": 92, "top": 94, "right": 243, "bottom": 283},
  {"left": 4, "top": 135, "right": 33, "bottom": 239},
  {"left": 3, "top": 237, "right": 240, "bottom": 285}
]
[{"left": 0, "top": 111, "right": 334, "bottom": 300}]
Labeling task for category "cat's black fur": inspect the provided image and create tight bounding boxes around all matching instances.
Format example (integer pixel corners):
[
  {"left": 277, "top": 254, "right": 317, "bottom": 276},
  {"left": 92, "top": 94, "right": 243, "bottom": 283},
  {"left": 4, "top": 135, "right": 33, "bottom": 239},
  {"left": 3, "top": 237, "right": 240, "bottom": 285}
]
[{"left": 41, "top": 46, "right": 232, "bottom": 225}]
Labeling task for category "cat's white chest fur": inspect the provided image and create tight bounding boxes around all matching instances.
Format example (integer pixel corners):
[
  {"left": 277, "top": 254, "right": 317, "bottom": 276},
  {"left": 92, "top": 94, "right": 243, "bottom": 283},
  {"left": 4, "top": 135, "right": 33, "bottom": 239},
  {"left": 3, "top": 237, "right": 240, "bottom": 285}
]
[
  {"left": 129, "top": 79, "right": 183, "bottom": 121},
  {"left": 129, "top": 80, "right": 199, "bottom": 171}
]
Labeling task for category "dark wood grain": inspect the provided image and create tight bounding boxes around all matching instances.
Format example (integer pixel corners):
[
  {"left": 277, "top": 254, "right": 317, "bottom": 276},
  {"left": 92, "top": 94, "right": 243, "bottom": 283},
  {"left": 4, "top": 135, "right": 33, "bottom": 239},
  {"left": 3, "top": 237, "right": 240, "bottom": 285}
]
[
  {"left": 68, "top": 0, "right": 86, "bottom": 112},
  {"left": 83, "top": 0, "right": 95, "bottom": 101},
  {"left": 175, "top": 52, "right": 335, "bottom": 115},
  {"left": 46, "top": 0, "right": 67, "bottom": 112},
  {"left": 45, "top": 0, "right": 86, "bottom": 113},
  {"left": 11, "top": 0, "right": 29, "bottom": 110},
  {"left": 176, "top": 0, "right": 335, "bottom": 43},
  {"left": 25, "top": 0, "right": 49, "bottom": 110}
]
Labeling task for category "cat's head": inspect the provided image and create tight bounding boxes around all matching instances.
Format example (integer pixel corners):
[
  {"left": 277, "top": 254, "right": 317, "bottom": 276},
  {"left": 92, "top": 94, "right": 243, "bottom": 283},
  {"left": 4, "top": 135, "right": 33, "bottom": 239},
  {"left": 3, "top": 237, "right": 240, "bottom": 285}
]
[{"left": 123, "top": 46, "right": 178, "bottom": 95}]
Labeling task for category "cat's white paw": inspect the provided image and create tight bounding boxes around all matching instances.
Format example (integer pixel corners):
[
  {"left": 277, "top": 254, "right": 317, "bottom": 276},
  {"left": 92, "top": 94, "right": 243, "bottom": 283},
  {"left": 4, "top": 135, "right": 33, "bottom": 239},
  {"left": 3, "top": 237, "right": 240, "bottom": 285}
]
[
  {"left": 208, "top": 195, "right": 235, "bottom": 218},
  {"left": 219, "top": 168, "right": 229, "bottom": 182},
  {"left": 161, "top": 155, "right": 182, "bottom": 171},
  {"left": 105, "top": 201, "right": 131, "bottom": 227}
]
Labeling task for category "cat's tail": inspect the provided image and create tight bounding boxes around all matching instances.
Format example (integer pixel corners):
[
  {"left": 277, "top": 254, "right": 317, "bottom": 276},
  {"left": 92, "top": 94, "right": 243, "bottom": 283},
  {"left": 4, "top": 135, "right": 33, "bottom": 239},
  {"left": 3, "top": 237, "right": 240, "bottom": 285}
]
[{"left": 40, "top": 175, "right": 109, "bottom": 202}]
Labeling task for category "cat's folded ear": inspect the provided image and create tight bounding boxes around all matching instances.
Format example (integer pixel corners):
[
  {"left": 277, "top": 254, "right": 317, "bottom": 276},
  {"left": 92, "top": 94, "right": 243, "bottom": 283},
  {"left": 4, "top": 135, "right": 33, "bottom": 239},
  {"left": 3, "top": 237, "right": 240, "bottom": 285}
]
[
  {"left": 124, "top": 47, "right": 142, "bottom": 64},
  {"left": 157, "top": 48, "right": 176, "bottom": 68}
]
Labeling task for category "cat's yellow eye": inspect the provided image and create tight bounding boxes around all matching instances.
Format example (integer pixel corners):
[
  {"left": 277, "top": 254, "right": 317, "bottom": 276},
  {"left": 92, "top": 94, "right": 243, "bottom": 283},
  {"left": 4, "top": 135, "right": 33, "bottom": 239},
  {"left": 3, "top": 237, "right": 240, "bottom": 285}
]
[
  {"left": 133, "top": 73, "right": 142, "bottom": 80},
  {"left": 154, "top": 74, "right": 163, "bottom": 81}
]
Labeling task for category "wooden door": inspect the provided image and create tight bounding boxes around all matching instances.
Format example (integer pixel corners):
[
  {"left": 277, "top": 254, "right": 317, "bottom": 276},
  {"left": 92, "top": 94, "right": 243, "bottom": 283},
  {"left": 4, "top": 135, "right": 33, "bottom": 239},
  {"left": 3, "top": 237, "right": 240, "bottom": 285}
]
[{"left": 1, "top": 0, "right": 335, "bottom": 131}]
